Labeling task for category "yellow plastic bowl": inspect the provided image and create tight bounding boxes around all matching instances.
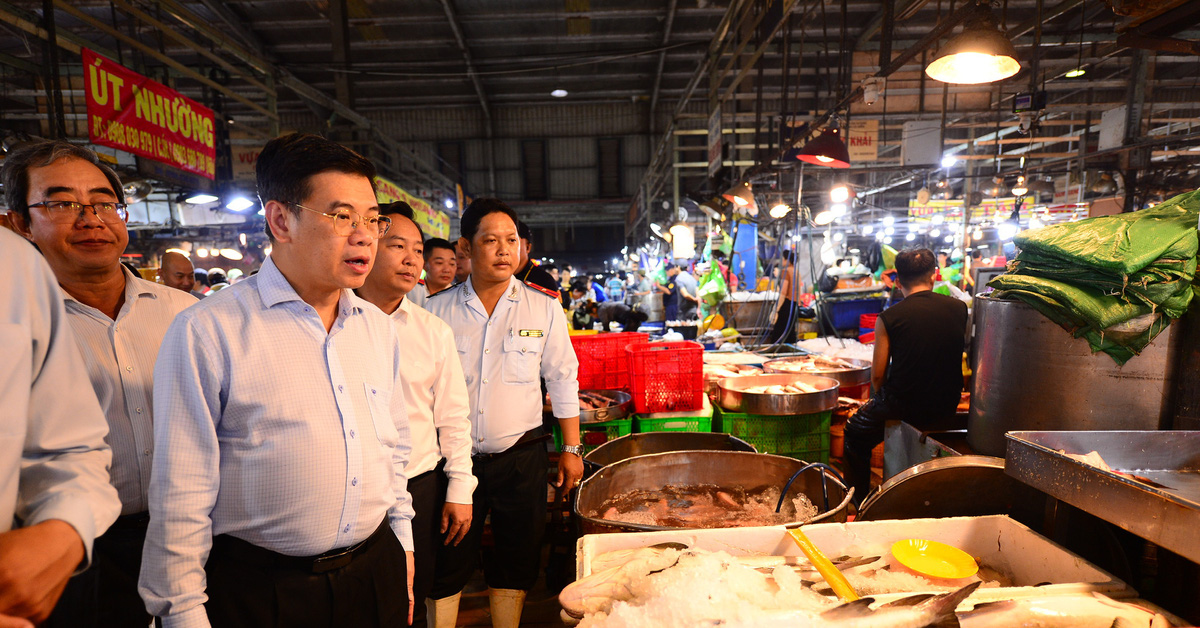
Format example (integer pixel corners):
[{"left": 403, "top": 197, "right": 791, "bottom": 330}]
[{"left": 890, "top": 539, "right": 979, "bottom": 579}]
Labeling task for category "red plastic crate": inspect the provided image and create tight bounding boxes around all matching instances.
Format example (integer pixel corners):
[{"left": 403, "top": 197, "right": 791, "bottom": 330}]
[
  {"left": 571, "top": 332, "right": 648, "bottom": 390},
  {"left": 860, "top": 313, "right": 880, "bottom": 329},
  {"left": 625, "top": 341, "right": 704, "bottom": 414}
]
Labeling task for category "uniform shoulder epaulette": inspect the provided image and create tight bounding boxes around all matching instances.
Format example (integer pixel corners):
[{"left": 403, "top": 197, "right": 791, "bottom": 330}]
[
  {"left": 524, "top": 281, "right": 560, "bottom": 299},
  {"left": 418, "top": 278, "right": 426, "bottom": 285}
]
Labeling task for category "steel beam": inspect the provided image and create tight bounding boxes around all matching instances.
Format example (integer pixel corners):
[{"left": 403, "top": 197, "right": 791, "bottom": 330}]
[
  {"left": 439, "top": 0, "right": 495, "bottom": 194},
  {"left": 647, "top": 0, "right": 679, "bottom": 136}
]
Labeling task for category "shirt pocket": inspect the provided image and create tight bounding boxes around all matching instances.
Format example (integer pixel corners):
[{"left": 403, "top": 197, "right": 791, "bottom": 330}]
[
  {"left": 364, "top": 382, "right": 400, "bottom": 448},
  {"left": 501, "top": 334, "right": 542, "bottom": 385}
]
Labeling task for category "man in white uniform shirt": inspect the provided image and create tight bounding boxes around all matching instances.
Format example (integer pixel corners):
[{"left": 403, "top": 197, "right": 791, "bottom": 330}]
[
  {"left": 425, "top": 198, "right": 582, "bottom": 628},
  {"left": 139, "top": 133, "right": 416, "bottom": 628},
  {"left": 354, "top": 201, "right": 475, "bottom": 628},
  {"left": 0, "top": 227, "right": 122, "bottom": 628},
  {"left": 4, "top": 140, "right": 196, "bottom": 627}
]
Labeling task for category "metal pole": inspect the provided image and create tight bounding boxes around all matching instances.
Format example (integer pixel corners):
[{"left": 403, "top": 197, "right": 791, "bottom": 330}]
[{"left": 41, "top": 0, "right": 65, "bottom": 139}]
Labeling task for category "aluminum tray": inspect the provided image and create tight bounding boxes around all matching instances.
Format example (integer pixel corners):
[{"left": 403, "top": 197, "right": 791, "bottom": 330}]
[
  {"left": 1005, "top": 430, "right": 1200, "bottom": 563},
  {"left": 762, "top": 356, "right": 872, "bottom": 387},
  {"left": 578, "top": 390, "right": 632, "bottom": 425},
  {"left": 716, "top": 373, "right": 839, "bottom": 415}
]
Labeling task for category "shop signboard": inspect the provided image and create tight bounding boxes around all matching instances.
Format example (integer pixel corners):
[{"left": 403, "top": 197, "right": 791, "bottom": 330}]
[
  {"left": 82, "top": 48, "right": 216, "bottom": 179},
  {"left": 847, "top": 119, "right": 878, "bottom": 162},
  {"left": 375, "top": 176, "right": 450, "bottom": 239}
]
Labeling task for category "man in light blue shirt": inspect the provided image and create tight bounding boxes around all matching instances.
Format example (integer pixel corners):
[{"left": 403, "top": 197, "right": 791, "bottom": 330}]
[
  {"left": 0, "top": 227, "right": 122, "bottom": 628},
  {"left": 139, "top": 134, "right": 417, "bottom": 628}
]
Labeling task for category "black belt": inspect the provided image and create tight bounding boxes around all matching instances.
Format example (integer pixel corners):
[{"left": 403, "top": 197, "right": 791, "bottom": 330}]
[
  {"left": 212, "top": 519, "right": 391, "bottom": 574},
  {"left": 472, "top": 427, "right": 550, "bottom": 463},
  {"left": 111, "top": 512, "right": 151, "bottom": 530}
]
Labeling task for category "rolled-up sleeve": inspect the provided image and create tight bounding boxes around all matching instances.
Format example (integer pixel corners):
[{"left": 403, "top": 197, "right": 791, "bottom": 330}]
[
  {"left": 387, "top": 333, "right": 415, "bottom": 552},
  {"left": 540, "top": 304, "right": 580, "bottom": 419},
  {"left": 430, "top": 322, "right": 477, "bottom": 505},
  {"left": 17, "top": 250, "right": 121, "bottom": 567},
  {"left": 138, "top": 316, "right": 223, "bottom": 627}
]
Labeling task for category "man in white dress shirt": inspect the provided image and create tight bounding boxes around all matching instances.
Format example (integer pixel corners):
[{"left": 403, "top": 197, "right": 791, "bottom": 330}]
[
  {"left": 139, "top": 133, "right": 417, "bottom": 628},
  {"left": 355, "top": 201, "right": 475, "bottom": 628},
  {"left": 0, "top": 227, "right": 122, "bottom": 628},
  {"left": 4, "top": 140, "right": 197, "bottom": 627},
  {"left": 425, "top": 198, "right": 582, "bottom": 628}
]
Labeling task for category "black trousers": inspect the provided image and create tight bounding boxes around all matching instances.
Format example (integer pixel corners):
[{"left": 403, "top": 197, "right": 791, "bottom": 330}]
[
  {"left": 844, "top": 393, "right": 954, "bottom": 505},
  {"left": 45, "top": 513, "right": 151, "bottom": 628},
  {"left": 430, "top": 442, "right": 548, "bottom": 598},
  {"left": 205, "top": 520, "right": 409, "bottom": 628},
  {"left": 408, "top": 462, "right": 446, "bottom": 628},
  {"left": 766, "top": 298, "right": 798, "bottom": 344}
]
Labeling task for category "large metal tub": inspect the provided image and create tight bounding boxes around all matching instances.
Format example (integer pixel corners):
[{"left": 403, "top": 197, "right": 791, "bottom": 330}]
[
  {"left": 717, "top": 374, "right": 839, "bottom": 415},
  {"left": 583, "top": 432, "right": 755, "bottom": 469},
  {"left": 762, "top": 356, "right": 872, "bottom": 387},
  {"left": 967, "top": 297, "right": 1179, "bottom": 456},
  {"left": 575, "top": 450, "right": 851, "bottom": 534}
]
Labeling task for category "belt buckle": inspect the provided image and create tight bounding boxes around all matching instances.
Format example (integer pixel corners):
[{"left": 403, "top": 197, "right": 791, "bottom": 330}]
[{"left": 311, "top": 547, "right": 355, "bottom": 573}]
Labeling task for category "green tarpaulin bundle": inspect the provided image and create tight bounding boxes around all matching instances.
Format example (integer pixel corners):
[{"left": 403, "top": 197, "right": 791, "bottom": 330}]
[{"left": 988, "top": 189, "right": 1200, "bottom": 364}]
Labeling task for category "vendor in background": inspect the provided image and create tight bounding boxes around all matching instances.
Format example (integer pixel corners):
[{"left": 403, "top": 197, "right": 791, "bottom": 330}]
[
  {"left": 675, "top": 263, "right": 700, "bottom": 320},
  {"left": 423, "top": 238, "right": 458, "bottom": 296},
  {"left": 159, "top": 250, "right": 196, "bottom": 294},
  {"left": 844, "top": 248, "right": 968, "bottom": 505},
  {"left": 454, "top": 239, "right": 471, "bottom": 286},
  {"left": 658, "top": 263, "right": 682, "bottom": 321},
  {"left": 515, "top": 221, "right": 560, "bottom": 300},
  {"left": 567, "top": 281, "right": 595, "bottom": 330},
  {"left": 425, "top": 198, "right": 581, "bottom": 628},
  {"left": 588, "top": 300, "right": 649, "bottom": 332},
  {"left": 355, "top": 202, "right": 475, "bottom": 628},
  {"left": 765, "top": 250, "right": 798, "bottom": 345}
]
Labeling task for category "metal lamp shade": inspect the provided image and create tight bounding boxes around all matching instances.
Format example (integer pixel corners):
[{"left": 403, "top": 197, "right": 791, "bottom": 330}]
[
  {"left": 794, "top": 128, "right": 851, "bottom": 168},
  {"left": 925, "top": 13, "right": 1020, "bottom": 84}
]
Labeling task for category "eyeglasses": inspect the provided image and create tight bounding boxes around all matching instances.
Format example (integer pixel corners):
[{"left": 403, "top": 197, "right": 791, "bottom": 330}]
[
  {"left": 28, "top": 200, "right": 128, "bottom": 224},
  {"left": 291, "top": 203, "right": 391, "bottom": 238}
]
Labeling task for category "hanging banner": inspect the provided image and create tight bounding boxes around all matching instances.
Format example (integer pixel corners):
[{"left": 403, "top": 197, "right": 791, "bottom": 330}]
[
  {"left": 847, "top": 119, "right": 879, "bottom": 162},
  {"left": 374, "top": 176, "right": 450, "bottom": 239},
  {"left": 81, "top": 49, "right": 216, "bottom": 179}
]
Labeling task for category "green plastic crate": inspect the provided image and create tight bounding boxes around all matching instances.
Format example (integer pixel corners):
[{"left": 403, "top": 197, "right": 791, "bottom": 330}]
[
  {"left": 634, "top": 415, "right": 713, "bottom": 433},
  {"left": 714, "top": 406, "right": 831, "bottom": 463},
  {"left": 634, "top": 396, "right": 713, "bottom": 433},
  {"left": 553, "top": 417, "right": 633, "bottom": 455}
]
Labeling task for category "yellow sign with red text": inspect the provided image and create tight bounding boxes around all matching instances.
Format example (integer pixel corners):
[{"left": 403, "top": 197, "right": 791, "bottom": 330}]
[{"left": 374, "top": 176, "right": 450, "bottom": 239}]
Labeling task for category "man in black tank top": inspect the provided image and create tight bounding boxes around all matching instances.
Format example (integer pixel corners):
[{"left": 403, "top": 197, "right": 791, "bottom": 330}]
[{"left": 844, "top": 248, "right": 968, "bottom": 506}]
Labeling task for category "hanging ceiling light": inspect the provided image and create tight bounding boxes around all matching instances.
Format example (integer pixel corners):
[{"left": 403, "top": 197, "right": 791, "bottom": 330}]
[
  {"left": 792, "top": 119, "right": 851, "bottom": 168},
  {"left": 1010, "top": 174, "right": 1029, "bottom": 197},
  {"left": 812, "top": 209, "right": 835, "bottom": 226},
  {"left": 925, "top": 7, "right": 1021, "bottom": 85},
  {"left": 863, "top": 225, "right": 874, "bottom": 236},
  {"left": 829, "top": 184, "right": 853, "bottom": 203},
  {"left": 720, "top": 181, "right": 755, "bottom": 208},
  {"left": 769, "top": 203, "right": 792, "bottom": 219}
]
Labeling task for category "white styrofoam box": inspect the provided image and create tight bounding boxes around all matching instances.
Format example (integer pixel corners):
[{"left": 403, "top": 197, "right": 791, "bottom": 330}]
[{"left": 576, "top": 515, "right": 1133, "bottom": 603}]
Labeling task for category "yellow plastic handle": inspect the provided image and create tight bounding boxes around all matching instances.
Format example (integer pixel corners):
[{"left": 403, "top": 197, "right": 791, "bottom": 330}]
[{"left": 787, "top": 528, "right": 860, "bottom": 602}]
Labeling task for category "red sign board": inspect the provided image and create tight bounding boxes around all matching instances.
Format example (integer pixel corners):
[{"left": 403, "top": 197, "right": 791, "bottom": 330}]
[{"left": 82, "top": 49, "right": 216, "bottom": 179}]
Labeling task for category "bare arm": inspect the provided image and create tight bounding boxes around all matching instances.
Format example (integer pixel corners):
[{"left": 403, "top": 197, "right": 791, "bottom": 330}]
[{"left": 871, "top": 317, "right": 889, "bottom": 393}]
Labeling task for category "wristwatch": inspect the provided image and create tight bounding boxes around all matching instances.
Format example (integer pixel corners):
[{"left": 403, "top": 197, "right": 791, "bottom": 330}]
[{"left": 561, "top": 444, "right": 584, "bottom": 457}]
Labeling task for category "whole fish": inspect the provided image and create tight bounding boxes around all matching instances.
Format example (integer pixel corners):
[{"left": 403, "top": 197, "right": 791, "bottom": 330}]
[
  {"left": 957, "top": 592, "right": 1172, "bottom": 628},
  {"left": 560, "top": 545, "right": 683, "bottom": 618},
  {"left": 711, "top": 582, "right": 981, "bottom": 628}
]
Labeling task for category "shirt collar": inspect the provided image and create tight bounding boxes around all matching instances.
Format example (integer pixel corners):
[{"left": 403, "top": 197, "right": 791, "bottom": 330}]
[
  {"left": 461, "top": 275, "right": 522, "bottom": 314},
  {"left": 392, "top": 294, "right": 416, "bottom": 322},
  {"left": 61, "top": 265, "right": 156, "bottom": 311},
  {"left": 257, "top": 255, "right": 361, "bottom": 317}
]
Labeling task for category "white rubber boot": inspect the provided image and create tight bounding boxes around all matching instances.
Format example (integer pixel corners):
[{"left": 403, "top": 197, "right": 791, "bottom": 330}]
[
  {"left": 488, "top": 588, "right": 526, "bottom": 628},
  {"left": 426, "top": 592, "right": 461, "bottom": 628}
]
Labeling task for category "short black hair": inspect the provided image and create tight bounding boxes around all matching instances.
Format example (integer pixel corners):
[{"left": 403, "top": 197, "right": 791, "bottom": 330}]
[
  {"left": 664, "top": 262, "right": 678, "bottom": 271},
  {"left": 1, "top": 140, "right": 125, "bottom": 222},
  {"left": 970, "top": 250, "right": 983, "bottom": 260},
  {"left": 208, "top": 268, "right": 228, "bottom": 286},
  {"left": 618, "top": 308, "right": 650, "bottom": 332},
  {"left": 256, "top": 133, "right": 377, "bottom": 241},
  {"left": 545, "top": 264, "right": 558, "bottom": 272},
  {"left": 423, "top": 237, "right": 456, "bottom": 260},
  {"left": 782, "top": 250, "right": 796, "bottom": 264},
  {"left": 895, "top": 248, "right": 937, "bottom": 287},
  {"left": 380, "top": 201, "right": 423, "bottom": 241},
  {"left": 517, "top": 220, "right": 532, "bottom": 241},
  {"left": 459, "top": 197, "right": 519, "bottom": 241},
  {"left": 570, "top": 280, "right": 588, "bottom": 294}
]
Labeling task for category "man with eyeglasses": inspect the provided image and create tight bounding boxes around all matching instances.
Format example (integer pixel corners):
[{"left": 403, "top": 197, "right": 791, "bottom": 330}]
[
  {"left": 2, "top": 140, "right": 196, "bottom": 628},
  {"left": 139, "top": 133, "right": 417, "bottom": 628}
]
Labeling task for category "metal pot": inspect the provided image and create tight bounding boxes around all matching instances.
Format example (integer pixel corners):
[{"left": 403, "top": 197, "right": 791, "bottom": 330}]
[
  {"left": 583, "top": 432, "right": 756, "bottom": 470},
  {"left": 575, "top": 450, "right": 852, "bottom": 534},
  {"left": 967, "top": 296, "right": 1178, "bottom": 456},
  {"left": 763, "top": 357, "right": 872, "bottom": 387},
  {"left": 579, "top": 390, "right": 632, "bottom": 425},
  {"left": 717, "top": 374, "right": 840, "bottom": 415}
]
